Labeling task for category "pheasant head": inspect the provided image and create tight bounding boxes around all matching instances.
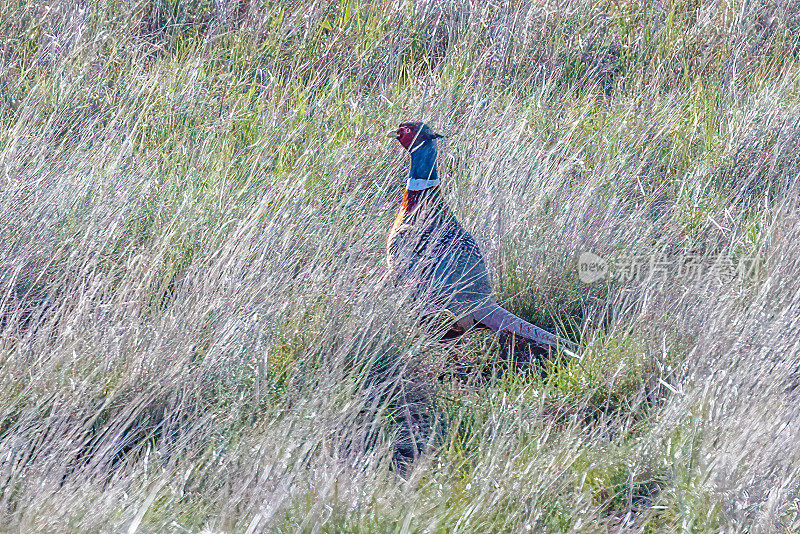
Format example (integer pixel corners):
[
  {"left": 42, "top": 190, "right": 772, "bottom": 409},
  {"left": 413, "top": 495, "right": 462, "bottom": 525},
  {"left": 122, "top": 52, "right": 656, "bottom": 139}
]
[{"left": 388, "top": 122, "right": 444, "bottom": 191}]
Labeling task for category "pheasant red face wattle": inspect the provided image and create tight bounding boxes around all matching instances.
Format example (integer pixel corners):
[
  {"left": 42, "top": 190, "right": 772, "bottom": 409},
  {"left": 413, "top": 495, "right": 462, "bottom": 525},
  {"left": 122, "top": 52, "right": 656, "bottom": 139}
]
[{"left": 388, "top": 123, "right": 419, "bottom": 150}]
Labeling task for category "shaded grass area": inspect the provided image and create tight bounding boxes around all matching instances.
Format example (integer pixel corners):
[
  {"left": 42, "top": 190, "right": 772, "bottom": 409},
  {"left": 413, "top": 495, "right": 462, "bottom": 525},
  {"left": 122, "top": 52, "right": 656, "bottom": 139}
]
[{"left": 1, "top": 0, "right": 800, "bottom": 531}]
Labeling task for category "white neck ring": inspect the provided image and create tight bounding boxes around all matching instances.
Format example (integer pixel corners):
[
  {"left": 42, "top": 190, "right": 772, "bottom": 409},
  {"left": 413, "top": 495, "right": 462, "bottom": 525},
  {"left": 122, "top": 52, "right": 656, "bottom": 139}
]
[{"left": 406, "top": 177, "right": 440, "bottom": 191}]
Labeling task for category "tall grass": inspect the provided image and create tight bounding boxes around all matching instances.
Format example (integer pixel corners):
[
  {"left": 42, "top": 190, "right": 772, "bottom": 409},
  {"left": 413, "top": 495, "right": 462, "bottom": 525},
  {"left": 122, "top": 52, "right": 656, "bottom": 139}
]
[{"left": 1, "top": 0, "right": 799, "bottom": 531}]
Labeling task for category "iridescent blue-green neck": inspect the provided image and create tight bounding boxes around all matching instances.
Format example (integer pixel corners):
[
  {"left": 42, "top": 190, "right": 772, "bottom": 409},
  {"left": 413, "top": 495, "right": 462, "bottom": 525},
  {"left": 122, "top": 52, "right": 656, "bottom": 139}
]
[{"left": 407, "top": 139, "right": 439, "bottom": 191}]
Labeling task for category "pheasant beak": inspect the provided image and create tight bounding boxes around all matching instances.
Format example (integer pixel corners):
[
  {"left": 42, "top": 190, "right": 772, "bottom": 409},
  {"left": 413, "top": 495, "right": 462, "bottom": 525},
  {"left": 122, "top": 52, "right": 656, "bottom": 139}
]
[{"left": 387, "top": 130, "right": 400, "bottom": 139}]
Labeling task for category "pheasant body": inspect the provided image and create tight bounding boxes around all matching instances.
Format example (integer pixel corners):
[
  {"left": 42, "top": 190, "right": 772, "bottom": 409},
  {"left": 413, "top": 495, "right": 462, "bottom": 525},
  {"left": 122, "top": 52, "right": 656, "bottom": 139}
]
[{"left": 387, "top": 188, "right": 493, "bottom": 321}]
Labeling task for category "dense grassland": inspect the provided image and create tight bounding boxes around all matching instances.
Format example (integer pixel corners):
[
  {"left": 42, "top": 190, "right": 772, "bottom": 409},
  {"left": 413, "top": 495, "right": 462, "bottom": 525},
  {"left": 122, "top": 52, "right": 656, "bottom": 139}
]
[{"left": 1, "top": 0, "right": 800, "bottom": 531}]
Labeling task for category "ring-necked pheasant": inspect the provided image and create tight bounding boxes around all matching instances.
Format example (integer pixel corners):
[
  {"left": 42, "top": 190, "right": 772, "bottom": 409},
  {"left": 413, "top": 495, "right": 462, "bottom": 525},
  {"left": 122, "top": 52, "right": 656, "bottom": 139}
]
[{"left": 387, "top": 121, "right": 578, "bottom": 360}]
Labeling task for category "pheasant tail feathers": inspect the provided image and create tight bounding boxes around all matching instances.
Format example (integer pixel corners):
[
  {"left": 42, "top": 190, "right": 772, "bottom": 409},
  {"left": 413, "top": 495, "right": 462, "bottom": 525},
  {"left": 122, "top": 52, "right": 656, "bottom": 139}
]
[{"left": 476, "top": 304, "right": 579, "bottom": 358}]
